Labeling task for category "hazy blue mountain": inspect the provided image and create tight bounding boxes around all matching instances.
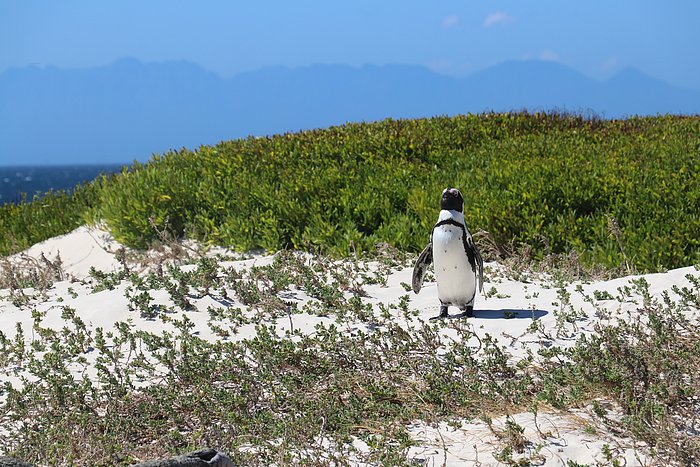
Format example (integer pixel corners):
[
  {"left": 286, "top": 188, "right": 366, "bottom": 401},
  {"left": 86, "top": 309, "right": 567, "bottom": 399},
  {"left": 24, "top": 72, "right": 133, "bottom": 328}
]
[
  {"left": 462, "top": 60, "right": 598, "bottom": 112},
  {"left": 1, "top": 58, "right": 699, "bottom": 165}
]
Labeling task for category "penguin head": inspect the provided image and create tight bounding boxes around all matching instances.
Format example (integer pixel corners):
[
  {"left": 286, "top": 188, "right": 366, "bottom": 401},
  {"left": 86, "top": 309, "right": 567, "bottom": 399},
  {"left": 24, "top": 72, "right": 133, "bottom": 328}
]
[{"left": 440, "top": 188, "right": 464, "bottom": 212}]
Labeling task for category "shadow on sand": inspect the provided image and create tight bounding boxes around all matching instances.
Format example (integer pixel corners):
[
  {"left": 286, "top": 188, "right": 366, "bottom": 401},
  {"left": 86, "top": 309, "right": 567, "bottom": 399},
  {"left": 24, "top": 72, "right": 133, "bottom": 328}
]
[{"left": 473, "top": 308, "right": 548, "bottom": 320}]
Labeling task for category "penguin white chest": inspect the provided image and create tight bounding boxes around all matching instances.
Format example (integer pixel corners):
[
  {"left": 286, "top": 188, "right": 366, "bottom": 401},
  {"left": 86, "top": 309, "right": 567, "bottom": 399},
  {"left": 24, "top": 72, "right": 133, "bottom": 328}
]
[{"left": 432, "top": 223, "right": 476, "bottom": 306}]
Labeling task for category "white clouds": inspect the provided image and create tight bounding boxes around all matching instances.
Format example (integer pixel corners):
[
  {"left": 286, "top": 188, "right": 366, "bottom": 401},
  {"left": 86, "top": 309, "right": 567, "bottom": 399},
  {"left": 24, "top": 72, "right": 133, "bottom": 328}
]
[
  {"left": 441, "top": 15, "right": 459, "bottom": 29},
  {"left": 539, "top": 50, "right": 559, "bottom": 61},
  {"left": 483, "top": 11, "right": 514, "bottom": 28}
]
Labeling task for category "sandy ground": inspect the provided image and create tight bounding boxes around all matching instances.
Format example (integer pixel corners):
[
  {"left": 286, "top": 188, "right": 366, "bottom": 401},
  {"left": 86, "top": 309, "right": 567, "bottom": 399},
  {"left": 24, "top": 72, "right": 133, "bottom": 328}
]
[{"left": 1, "top": 225, "right": 698, "bottom": 466}]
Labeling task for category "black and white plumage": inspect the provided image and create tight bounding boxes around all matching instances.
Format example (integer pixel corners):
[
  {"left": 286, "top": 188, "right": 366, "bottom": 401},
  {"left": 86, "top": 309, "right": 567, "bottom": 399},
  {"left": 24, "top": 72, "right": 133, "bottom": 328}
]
[{"left": 412, "top": 188, "right": 484, "bottom": 320}]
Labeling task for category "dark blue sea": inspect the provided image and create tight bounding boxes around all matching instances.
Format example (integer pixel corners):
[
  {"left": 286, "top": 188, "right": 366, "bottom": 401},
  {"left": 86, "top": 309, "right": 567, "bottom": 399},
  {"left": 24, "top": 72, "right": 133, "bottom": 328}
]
[{"left": 0, "top": 164, "right": 126, "bottom": 205}]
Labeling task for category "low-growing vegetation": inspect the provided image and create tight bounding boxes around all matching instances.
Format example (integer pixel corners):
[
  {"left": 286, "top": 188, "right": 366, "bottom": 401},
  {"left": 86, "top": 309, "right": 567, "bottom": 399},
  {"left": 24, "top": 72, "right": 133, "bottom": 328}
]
[
  {"left": 0, "top": 182, "right": 102, "bottom": 255},
  {"left": 1, "top": 112, "right": 700, "bottom": 465},
  {"left": 2, "top": 113, "right": 700, "bottom": 271},
  {"left": 0, "top": 251, "right": 698, "bottom": 465}
]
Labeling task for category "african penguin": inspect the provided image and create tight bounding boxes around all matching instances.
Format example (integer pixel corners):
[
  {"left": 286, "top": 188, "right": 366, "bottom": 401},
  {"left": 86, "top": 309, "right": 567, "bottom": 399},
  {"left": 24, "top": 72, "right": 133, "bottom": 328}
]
[{"left": 412, "top": 187, "right": 484, "bottom": 320}]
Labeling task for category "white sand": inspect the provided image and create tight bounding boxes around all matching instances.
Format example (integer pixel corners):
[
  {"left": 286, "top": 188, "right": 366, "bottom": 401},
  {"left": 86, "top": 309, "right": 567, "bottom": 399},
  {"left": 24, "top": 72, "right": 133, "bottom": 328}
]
[
  {"left": 1, "top": 226, "right": 698, "bottom": 465},
  {"left": 9, "top": 225, "right": 123, "bottom": 278}
]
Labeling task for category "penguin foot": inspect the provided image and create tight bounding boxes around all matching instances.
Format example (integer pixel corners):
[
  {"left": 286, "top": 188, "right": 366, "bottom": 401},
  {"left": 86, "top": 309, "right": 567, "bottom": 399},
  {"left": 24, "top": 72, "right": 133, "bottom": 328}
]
[
  {"left": 429, "top": 305, "right": 449, "bottom": 321},
  {"left": 454, "top": 306, "right": 474, "bottom": 319}
]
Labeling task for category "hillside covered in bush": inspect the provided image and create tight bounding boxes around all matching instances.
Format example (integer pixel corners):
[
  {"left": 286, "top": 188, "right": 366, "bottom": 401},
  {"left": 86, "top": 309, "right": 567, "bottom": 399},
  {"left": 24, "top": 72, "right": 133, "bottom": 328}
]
[{"left": 2, "top": 113, "right": 699, "bottom": 271}]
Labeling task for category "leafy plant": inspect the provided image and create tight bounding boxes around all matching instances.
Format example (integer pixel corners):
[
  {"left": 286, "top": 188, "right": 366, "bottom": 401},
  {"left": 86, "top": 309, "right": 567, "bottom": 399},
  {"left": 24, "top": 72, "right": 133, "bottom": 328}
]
[{"left": 2, "top": 113, "right": 699, "bottom": 272}]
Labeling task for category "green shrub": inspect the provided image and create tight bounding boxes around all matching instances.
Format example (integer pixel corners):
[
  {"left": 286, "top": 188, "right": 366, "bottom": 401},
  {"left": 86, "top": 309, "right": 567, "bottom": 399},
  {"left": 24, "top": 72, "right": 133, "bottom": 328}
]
[
  {"left": 0, "top": 181, "right": 101, "bottom": 255},
  {"left": 2, "top": 113, "right": 699, "bottom": 271},
  {"left": 95, "top": 154, "right": 202, "bottom": 249}
]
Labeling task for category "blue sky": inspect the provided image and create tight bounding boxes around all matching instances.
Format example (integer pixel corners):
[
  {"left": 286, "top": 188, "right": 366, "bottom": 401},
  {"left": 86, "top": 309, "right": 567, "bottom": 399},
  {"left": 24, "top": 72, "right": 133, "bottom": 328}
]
[{"left": 2, "top": 1, "right": 699, "bottom": 91}]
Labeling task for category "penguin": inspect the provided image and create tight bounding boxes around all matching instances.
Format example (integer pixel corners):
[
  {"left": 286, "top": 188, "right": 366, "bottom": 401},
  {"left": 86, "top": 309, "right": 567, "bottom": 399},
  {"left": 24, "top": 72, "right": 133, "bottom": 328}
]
[{"left": 412, "top": 187, "right": 484, "bottom": 320}]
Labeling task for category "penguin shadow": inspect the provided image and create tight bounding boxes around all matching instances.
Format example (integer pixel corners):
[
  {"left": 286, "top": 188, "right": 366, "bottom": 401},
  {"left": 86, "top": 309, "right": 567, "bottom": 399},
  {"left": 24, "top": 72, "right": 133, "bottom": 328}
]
[
  {"left": 473, "top": 308, "right": 548, "bottom": 320},
  {"left": 211, "top": 298, "right": 236, "bottom": 308}
]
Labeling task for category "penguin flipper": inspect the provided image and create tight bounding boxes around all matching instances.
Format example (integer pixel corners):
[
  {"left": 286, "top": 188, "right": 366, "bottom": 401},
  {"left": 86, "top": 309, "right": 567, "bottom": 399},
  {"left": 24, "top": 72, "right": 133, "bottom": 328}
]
[
  {"left": 465, "top": 235, "right": 485, "bottom": 293},
  {"left": 412, "top": 242, "right": 433, "bottom": 294},
  {"left": 475, "top": 245, "right": 484, "bottom": 293}
]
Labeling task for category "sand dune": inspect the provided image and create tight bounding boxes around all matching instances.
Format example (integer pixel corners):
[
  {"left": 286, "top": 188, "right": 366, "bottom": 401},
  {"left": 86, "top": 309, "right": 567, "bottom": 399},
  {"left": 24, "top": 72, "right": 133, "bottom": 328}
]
[{"left": 1, "top": 226, "right": 697, "bottom": 465}]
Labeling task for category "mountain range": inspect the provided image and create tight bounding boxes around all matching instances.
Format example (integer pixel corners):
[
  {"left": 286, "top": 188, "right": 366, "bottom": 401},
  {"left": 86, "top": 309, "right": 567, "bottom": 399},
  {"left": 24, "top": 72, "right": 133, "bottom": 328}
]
[{"left": 1, "top": 58, "right": 699, "bottom": 165}]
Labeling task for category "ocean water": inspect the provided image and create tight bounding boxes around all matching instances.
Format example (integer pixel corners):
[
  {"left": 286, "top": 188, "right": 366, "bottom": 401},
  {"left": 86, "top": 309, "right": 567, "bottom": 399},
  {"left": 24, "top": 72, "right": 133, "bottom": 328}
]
[{"left": 0, "top": 164, "right": 125, "bottom": 205}]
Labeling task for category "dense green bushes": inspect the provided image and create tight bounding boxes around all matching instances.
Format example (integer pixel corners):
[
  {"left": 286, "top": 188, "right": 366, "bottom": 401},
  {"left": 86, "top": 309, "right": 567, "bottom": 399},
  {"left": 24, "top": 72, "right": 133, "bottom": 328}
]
[
  {"left": 2, "top": 113, "right": 700, "bottom": 271},
  {"left": 0, "top": 182, "right": 101, "bottom": 254}
]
